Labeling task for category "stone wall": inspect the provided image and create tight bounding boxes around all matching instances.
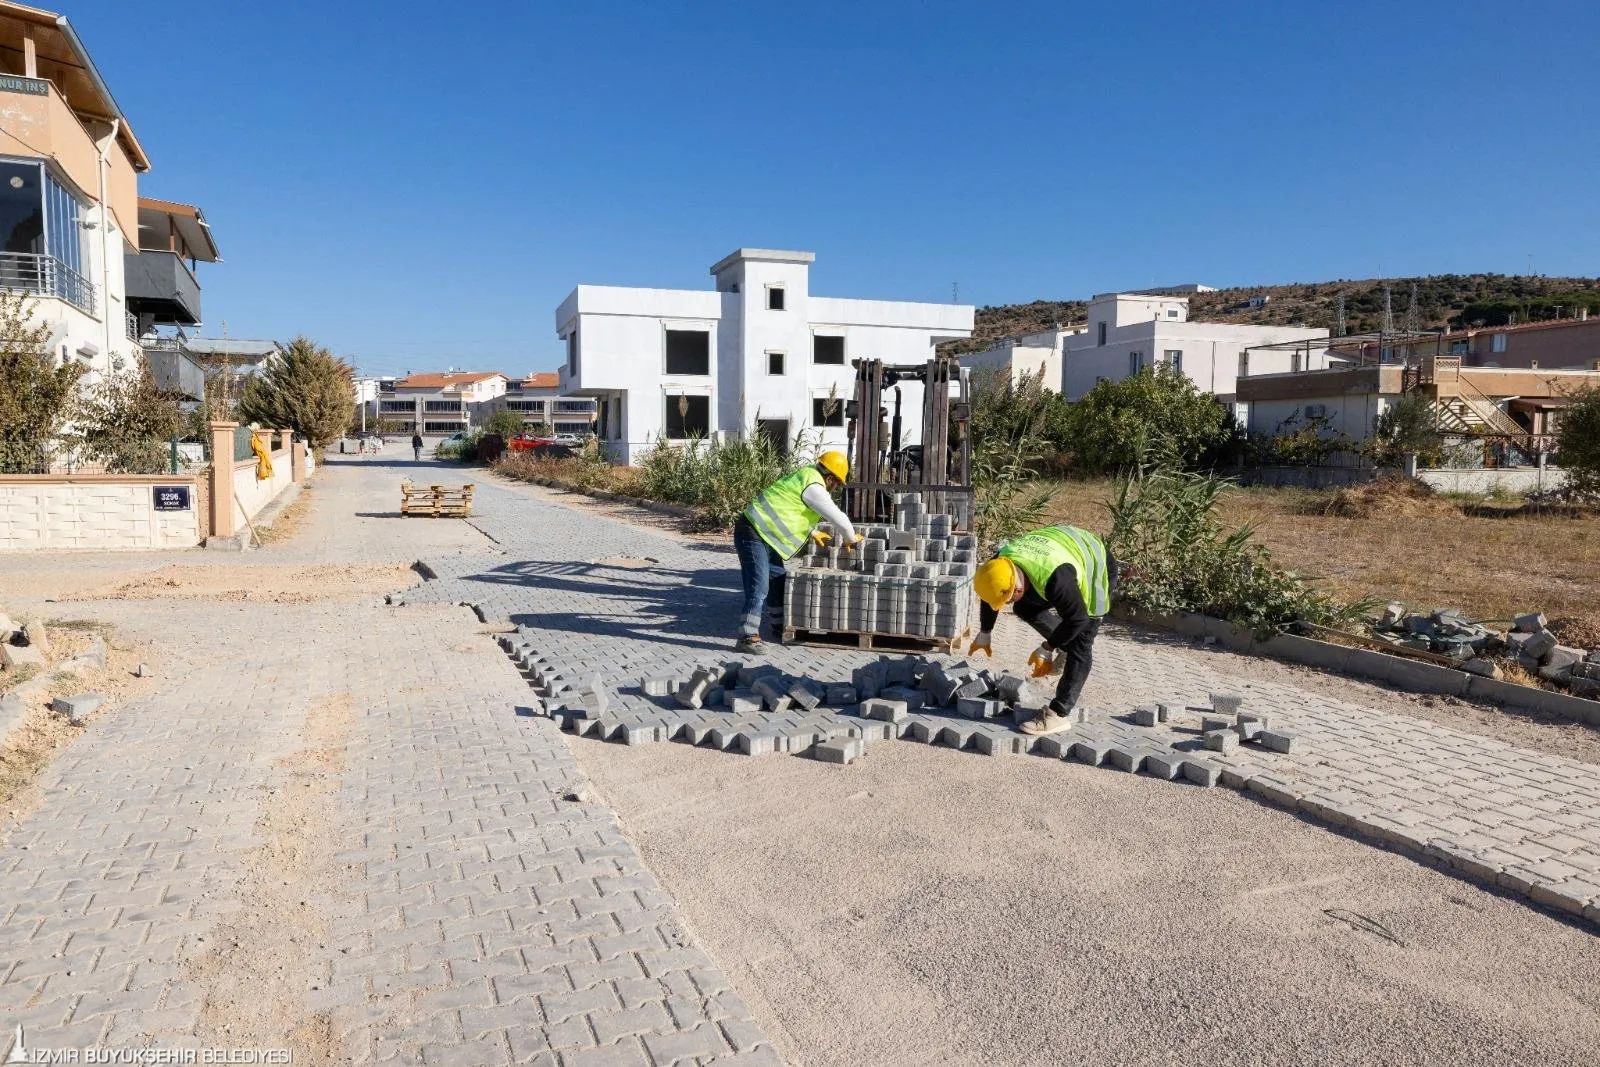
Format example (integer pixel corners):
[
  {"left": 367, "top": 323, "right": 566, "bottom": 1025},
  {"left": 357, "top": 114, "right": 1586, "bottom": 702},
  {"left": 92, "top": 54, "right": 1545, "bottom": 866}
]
[{"left": 0, "top": 475, "right": 203, "bottom": 551}]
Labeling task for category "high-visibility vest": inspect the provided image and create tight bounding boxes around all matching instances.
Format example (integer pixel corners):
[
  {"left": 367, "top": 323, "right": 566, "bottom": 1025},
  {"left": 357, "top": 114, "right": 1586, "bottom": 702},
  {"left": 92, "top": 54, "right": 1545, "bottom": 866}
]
[
  {"left": 744, "top": 467, "right": 825, "bottom": 559},
  {"left": 998, "top": 525, "right": 1111, "bottom": 618}
]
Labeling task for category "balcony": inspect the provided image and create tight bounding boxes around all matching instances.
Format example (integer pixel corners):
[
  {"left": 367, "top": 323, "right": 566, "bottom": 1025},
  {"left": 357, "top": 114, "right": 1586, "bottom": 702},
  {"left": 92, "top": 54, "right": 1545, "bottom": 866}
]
[
  {"left": 144, "top": 345, "right": 205, "bottom": 401},
  {"left": 124, "top": 249, "right": 201, "bottom": 326},
  {"left": 0, "top": 251, "right": 95, "bottom": 315}
]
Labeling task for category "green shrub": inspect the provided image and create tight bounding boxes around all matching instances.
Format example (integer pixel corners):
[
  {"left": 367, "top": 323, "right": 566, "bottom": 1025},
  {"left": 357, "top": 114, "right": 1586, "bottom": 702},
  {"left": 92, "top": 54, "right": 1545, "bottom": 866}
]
[
  {"left": 1061, "top": 369, "right": 1231, "bottom": 475},
  {"left": 435, "top": 429, "right": 483, "bottom": 462},
  {"left": 1556, "top": 385, "right": 1600, "bottom": 498},
  {"left": 1105, "top": 459, "right": 1369, "bottom": 634},
  {"left": 636, "top": 429, "right": 812, "bottom": 527},
  {"left": 1364, "top": 392, "right": 1444, "bottom": 467}
]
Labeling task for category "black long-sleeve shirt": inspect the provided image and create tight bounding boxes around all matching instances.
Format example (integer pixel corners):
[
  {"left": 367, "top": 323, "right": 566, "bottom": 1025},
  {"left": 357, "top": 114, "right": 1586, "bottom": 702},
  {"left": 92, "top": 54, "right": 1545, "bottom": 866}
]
[{"left": 979, "top": 551, "right": 1118, "bottom": 648}]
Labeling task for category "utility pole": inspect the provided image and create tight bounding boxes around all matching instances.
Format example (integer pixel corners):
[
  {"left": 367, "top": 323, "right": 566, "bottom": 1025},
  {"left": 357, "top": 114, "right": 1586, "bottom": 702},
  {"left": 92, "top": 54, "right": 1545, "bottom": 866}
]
[{"left": 1404, "top": 282, "right": 1420, "bottom": 335}]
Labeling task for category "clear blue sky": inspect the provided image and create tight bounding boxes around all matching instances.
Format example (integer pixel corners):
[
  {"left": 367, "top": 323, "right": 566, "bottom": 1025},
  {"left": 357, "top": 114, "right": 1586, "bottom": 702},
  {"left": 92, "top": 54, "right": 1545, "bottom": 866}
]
[{"left": 71, "top": 0, "right": 1600, "bottom": 377}]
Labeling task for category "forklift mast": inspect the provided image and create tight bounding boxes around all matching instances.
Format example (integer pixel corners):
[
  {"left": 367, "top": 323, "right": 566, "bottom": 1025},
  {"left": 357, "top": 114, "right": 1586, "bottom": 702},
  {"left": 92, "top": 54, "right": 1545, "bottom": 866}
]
[{"left": 842, "top": 355, "right": 972, "bottom": 530}]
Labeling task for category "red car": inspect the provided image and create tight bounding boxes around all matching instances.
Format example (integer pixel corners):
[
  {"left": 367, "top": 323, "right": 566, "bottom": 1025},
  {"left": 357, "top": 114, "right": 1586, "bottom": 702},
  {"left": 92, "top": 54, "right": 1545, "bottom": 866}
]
[{"left": 507, "top": 433, "right": 557, "bottom": 452}]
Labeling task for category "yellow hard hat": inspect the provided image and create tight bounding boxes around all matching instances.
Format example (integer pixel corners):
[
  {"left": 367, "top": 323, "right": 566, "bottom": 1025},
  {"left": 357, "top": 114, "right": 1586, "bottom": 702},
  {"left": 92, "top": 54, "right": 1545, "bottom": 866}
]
[
  {"left": 974, "top": 557, "right": 1019, "bottom": 611},
  {"left": 816, "top": 450, "right": 849, "bottom": 482}
]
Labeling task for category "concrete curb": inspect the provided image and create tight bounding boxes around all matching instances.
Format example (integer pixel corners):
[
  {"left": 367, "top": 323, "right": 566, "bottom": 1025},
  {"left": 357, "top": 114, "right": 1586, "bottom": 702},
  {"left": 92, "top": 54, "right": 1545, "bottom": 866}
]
[{"left": 1116, "top": 607, "right": 1600, "bottom": 728}]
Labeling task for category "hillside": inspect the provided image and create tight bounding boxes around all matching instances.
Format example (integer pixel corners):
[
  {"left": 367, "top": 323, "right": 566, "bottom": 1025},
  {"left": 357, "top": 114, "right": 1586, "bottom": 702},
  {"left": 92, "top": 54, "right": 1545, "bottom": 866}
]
[{"left": 947, "top": 274, "right": 1600, "bottom": 355}]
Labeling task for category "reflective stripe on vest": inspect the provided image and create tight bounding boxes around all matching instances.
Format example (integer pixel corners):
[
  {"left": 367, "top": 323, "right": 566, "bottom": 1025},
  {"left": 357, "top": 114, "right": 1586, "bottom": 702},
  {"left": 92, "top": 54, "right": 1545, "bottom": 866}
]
[
  {"left": 997, "top": 525, "right": 1111, "bottom": 618},
  {"left": 743, "top": 467, "right": 825, "bottom": 559}
]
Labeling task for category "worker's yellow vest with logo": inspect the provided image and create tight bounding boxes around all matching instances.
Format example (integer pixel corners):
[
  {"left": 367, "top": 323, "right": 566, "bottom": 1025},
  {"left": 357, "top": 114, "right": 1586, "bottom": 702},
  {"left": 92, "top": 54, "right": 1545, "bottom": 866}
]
[
  {"left": 744, "top": 467, "right": 825, "bottom": 559},
  {"left": 998, "top": 525, "right": 1111, "bottom": 617}
]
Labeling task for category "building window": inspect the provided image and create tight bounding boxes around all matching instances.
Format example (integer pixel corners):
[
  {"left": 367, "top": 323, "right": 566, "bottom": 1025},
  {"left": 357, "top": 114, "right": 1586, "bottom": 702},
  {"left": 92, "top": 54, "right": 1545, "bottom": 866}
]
[
  {"left": 565, "top": 329, "right": 578, "bottom": 374},
  {"left": 665, "top": 329, "right": 711, "bottom": 375},
  {"left": 1097, "top": 321, "right": 1107, "bottom": 346},
  {"left": 611, "top": 396, "right": 622, "bottom": 439},
  {"left": 1491, "top": 333, "right": 1507, "bottom": 353},
  {"left": 0, "top": 161, "right": 90, "bottom": 312},
  {"left": 1129, "top": 352, "right": 1142, "bottom": 376},
  {"left": 812, "top": 396, "right": 844, "bottom": 427},
  {"left": 757, "top": 419, "right": 789, "bottom": 450},
  {"left": 1166, "top": 308, "right": 1179, "bottom": 318},
  {"left": 767, "top": 350, "right": 785, "bottom": 376},
  {"left": 813, "top": 335, "right": 845, "bottom": 365},
  {"left": 664, "top": 393, "right": 709, "bottom": 438},
  {"left": 1163, "top": 349, "right": 1183, "bottom": 374},
  {"left": 767, "top": 286, "right": 785, "bottom": 311},
  {"left": 1450, "top": 340, "right": 1468, "bottom": 355}
]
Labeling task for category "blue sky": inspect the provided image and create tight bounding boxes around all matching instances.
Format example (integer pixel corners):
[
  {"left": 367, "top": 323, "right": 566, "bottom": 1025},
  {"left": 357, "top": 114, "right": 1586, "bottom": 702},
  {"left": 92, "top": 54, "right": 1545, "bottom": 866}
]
[{"left": 72, "top": 0, "right": 1600, "bottom": 377}]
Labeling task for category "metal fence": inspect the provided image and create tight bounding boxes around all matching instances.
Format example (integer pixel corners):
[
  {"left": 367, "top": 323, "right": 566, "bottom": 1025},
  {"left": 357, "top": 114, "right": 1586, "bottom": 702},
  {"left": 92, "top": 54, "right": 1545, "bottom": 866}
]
[{"left": 0, "top": 250, "right": 96, "bottom": 315}]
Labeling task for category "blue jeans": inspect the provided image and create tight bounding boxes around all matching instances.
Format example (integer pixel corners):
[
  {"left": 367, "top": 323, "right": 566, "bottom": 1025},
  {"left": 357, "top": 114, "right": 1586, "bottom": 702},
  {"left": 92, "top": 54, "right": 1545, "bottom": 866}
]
[{"left": 734, "top": 518, "right": 786, "bottom": 638}]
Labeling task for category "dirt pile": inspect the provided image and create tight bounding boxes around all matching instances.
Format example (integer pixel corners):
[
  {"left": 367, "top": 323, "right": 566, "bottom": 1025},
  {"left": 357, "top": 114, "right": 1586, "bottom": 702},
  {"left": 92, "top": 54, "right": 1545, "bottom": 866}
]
[{"left": 1324, "top": 477, "right": 1458, "bottom": 519}]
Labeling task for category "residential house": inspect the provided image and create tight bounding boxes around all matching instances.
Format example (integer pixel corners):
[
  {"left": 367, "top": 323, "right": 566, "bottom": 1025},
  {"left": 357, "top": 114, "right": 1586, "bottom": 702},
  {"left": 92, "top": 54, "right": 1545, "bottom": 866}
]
[
  {"left": 0, "top": 2, "right": 149, "bottom": 386},
  {"left": 1337, "top": 314, "right": 1600, "bottom": 372},
  {"left": 959, "top": 324, "right": 1086, "bottom": 391},
  {"left": 555, "top": 248, "right": 974, "bottom": 463},
  {"left": 1062, "top": 292, "right": 1331, "bottom": 404},
  {"left": 1237, "top": 355, "right": 1600, "bottom": 467},
  {"left": 487, "top": 372, "right": 598, "bottom": 436},
  {"left": 375, "top": 371, "right": 509, "bottom": 434}
]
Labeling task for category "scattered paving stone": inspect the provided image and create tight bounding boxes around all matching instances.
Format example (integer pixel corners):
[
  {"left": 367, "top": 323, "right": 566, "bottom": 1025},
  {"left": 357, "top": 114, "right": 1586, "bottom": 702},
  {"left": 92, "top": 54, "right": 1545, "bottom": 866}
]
[
  {"left": 1200, "top": 714, "right": 1235, "bottom": 733},
  {"left": 1234, "top": 720, "right": 1264, "bottom": 742},
  {"left": 1182, "top": 758, "right": 1222, "bottom": 787},
  {"left": 642, "top": 676, "right": 677, "bottom": 697},
  {"left": 1143, "top": 751, "right": 1184, "bottom": 781},
  {"left": 1, "top": 643, "right": 44, "bottom": 669},
  {"left": 814, "top": 737, "right": 864, "bottom": 764},
  {"left": 135, "top": 663, "right": 151, "bottom": 678},
  {"left": 1513, "top": 611, "right": 1548, "bottom": 633},
  {"left": 50, "top": 692, "right": 104, "bottom": 723},
  {"left": 1204, "top": 730, "right": 1240, "bottom": 753},
  {"left": 1132, "top": 706, "right": 1159, "bottom": 727},
  {"left": 1210, "top": 692, "right": 1243, "bottom": 715},
  {"left": 862, "top": 698, "right": 908, "bottom": 723},
  {"left": 1258, "top": 730, "right": 1303, "bottom": 755}
]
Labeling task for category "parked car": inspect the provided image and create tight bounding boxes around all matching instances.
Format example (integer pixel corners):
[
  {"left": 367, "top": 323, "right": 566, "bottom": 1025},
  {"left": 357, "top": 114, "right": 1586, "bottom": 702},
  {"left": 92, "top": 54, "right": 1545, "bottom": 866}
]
[
  {"left": 553, "top": 433, "right": 584, "bottom": 446},
  {"left": 507, "top": 432, "right": 557, "bottom": 453}
]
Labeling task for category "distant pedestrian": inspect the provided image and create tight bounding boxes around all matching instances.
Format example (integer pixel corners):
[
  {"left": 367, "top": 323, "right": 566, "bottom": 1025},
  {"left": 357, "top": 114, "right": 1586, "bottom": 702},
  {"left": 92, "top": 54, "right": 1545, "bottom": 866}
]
[{"left": 412, "top": 432, "right": 423, "bottom": 462}]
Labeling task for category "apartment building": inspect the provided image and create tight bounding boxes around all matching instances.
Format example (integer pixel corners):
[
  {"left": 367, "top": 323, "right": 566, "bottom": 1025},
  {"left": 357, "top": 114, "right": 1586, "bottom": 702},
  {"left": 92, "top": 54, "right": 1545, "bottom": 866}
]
[
  {"left": 375, "top": 371, "right": 509, "bottom": 434},
  {"left": 488, "top": 372, "right": 598, "bottom": 435},
  {"left": 127, "top": 197, "right": 219, "bottom": 401},
  {"left": 1336, "top": 314, "right": 1600, "bottom": 371},
  {"left": 555, "top": 248, "right": 974, "bottom": 463},
  {"left": 1062, "top": 292, "right": 1330, "bottom": 401},
  {"left": 0, "top": 2, "right": 148, "bottom": 386},
  {"left": 960, "top": 324, "right": 1087, "bottom": 390}
]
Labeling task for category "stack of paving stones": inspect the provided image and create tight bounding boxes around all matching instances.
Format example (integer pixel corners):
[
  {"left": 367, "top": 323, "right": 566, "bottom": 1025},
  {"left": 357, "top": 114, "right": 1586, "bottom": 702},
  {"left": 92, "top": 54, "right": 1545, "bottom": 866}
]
[
  {"left": 782, "top": 492, "right": 976, "bottom": 640},
  {"left": 1374, "top": 604, "right": 1600, "bottom": 699}
]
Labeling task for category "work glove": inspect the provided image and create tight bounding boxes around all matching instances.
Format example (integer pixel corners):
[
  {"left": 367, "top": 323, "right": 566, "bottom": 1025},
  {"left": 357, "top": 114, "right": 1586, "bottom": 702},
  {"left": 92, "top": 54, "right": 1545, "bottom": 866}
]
[
  {"left": 811, "top": 530, "right": 832, "bottom": 548},
  {"left": 968, "top": 632, "right": 992, "bottom": 657},
  {"left": 843, "top": 534, "right": 865, "bottom": 552},
  {"left": 1027, "top": 643, "right": 1061, "bottom": 679}
]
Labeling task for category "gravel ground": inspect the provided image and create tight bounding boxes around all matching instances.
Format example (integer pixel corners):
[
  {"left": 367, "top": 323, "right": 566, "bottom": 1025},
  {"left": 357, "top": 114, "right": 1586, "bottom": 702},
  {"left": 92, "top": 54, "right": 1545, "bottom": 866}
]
[{"left": 577, "top": 737, "right": 1600, "bottom": 1067}]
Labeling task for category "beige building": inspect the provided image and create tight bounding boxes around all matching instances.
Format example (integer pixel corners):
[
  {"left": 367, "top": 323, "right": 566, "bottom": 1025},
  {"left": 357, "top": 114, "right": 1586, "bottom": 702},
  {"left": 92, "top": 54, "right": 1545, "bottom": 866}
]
[
  {"left": 488, "top": 372, "right": 598, "bottom": 436},
  {"left": 375, "top": 372, "right": 509, "bottom": 434},
  {"left": 1337, "top": 315, "right": 1600, "bottom": 371},
  {"left": 0, "top": 1, "right": 149, "bottom": 390}
]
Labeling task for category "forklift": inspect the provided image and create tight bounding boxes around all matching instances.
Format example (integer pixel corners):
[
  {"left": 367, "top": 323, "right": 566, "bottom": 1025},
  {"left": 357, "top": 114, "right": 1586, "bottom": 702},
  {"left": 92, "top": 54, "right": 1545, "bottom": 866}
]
[{"left": 841, "top": 355, "right": 973, "bottom": 530}]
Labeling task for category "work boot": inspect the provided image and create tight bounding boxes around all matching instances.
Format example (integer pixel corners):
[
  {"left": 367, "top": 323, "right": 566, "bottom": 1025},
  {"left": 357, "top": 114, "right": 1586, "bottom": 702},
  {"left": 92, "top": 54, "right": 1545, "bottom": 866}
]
[
  {"left": 1019, "top": 709, "right": 1072, "bottom": 736},
  {"left": 735, "top": 636, "right": 766, "bottom": 655}
]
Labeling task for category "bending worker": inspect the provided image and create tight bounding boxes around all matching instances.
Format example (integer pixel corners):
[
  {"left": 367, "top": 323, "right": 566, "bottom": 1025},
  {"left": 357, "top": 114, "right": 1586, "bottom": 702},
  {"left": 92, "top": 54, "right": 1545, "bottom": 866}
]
[
  {"left": 734, "top": 450, "right": 859, "bottom": 653},
  {"left": 969, "top": 524, "right": 1117, "bottom": 736}
]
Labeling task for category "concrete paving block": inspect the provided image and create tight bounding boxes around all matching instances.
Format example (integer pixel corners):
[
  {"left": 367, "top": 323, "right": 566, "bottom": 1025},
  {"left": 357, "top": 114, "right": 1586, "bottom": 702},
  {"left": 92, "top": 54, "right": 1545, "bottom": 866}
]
[
  {"left": 824, "top": 684, "right": 858, "bottom": 706},
  {"left": 862, "top": 698, "right": 908, "bottom": 723},
  {"left": 1231, "top": 719, "right": 1262, "bottom": 741},
  {"left": 1513, "top": 612, "right": 1547, "bottom": 633},
  {"left": 1156, "top": 702, "right": 1172, "bottom": 723},
  {"left": 738, "top": 663, "right": 784, "bottom": 688},
  {"left": 1181, "top": 758, "right": 1222, "bottom": 787},
  {"left": 1257, "top": 730, "right": 1303, "bottom": 755},
  {"left": 880, "top": 685, "right": 924, "bottom": 709},
  {"left": 955, "top": 696, "right": 1003, "bottom": 720},
  {"left": 787, "top": 678, "right": 826, "bottom": 710},
  {"left": 953, "top": 677, "right": 990, "bottom": 701},
  {"left": 641, "top": 677, "right": 677, "bottom": 698},
  {"left": 1463, "top": 657, "right": 1501, "bottom": 679},
  {"left": 1071, "top": 739, "right": 1114, "bottom": 766},
  {"left": 738, "top": 730, "right": 782, "bottom": 757},
  {"left": 752, "top": 675, "right": 791, "bottom": 710},
  {"left": 1143, "top": 751, "right": 1184, "bottom": 780},
  {"left": 50, "top": 693, "right": 104, "bottom": 722},
  {"left": 1210, "top": 692, "right": 1244, "bottom": 715},
  {"left": 1, "top": 643, "right": 44, "bottom": 669},
  {"left": 814, "top": 737, "right": 865, "bottom": 764},
  {"left": 1106, "top": 746, "right": 1147, "bottom": 773},
  {"left": 994, "top": 674, "right": 1026, "bottom": 703},
  {"left": 726, "top": 691, "right": 763, "bottom": 714},
  {"left": 1200, "top": 714, "right": 1236, "bottom": 732},
  {"left": 884, "top": 659, "right": 915, "bottom": 686},
  {"left": 1524, "top": 629, "right": 1558, "bottom": 661},
  {"left": 937, "top": 722, "right": 983, "bottom": 749},
  {"left": 621, "top": 722, "right": 664, "bottom": 745},
  {"left": 675, "top": 678, "right": 710, "bottom": 710},
  {"left": 1204, "top": 730, "right": 1240, "bottom": 753},
  {"left": 974, "top": 731, "right": 1030, "bottom": 756},
  {"left": 1132, "top": 706, "right": 1159, "bottom": 727},
  {"left": 779, "top": 726, "right": 823, "bottom": 753},
  {"left": 1035, "top": 735, "right": 1075, "bottom": 758},
  {"left": 706, "top": 727, "right": 742, "bottom": 751}
]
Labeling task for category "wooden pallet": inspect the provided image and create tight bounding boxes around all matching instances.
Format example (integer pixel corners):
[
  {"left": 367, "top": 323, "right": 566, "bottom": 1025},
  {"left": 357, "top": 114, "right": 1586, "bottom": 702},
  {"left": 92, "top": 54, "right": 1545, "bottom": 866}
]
[
  {"left": 401, "top": 482, "right": 475, "bottom": 518},
  {"left": 782, "top": 626, "right": 964, "bottom": 655}
]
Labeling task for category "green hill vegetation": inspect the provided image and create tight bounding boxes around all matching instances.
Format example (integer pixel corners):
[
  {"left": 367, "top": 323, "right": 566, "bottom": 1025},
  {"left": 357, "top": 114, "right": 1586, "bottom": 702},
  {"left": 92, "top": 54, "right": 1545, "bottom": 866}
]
[{"left": 946, "top": 274, "right": 1600, "bottom": 356}]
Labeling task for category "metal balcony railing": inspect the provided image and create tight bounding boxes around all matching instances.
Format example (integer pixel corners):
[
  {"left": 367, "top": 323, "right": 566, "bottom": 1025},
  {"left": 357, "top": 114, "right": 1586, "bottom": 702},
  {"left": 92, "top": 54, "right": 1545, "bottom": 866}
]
[
  {"left": 126, "top": 311, "right": 139, "bottom": 341},
  {"left": 0, "top": 251, "right": 96, "bottom": 315}
]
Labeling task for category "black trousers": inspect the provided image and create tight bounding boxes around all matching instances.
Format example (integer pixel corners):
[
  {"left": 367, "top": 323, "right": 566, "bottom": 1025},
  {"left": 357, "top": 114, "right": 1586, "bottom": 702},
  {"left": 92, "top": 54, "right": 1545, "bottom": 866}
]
[{"left": 1048, "top": 618, "right": 1101, "bottom": 715}]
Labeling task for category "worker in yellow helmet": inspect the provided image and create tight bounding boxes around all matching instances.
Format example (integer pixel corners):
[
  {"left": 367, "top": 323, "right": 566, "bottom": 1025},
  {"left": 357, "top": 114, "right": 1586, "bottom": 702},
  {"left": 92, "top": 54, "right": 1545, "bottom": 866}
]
[
  {"left": 969, "top": 525, "right": 1119, "bottom": 736},
  {"left": 734, "top": 450, "right": 860, "bottom": 653}
]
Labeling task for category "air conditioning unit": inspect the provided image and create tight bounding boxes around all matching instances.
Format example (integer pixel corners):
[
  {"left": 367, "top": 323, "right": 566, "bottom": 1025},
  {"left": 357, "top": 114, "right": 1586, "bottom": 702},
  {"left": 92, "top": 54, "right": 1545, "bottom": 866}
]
[{"left": 1305, "top": 404, "right": 1328, "bottom": 419}]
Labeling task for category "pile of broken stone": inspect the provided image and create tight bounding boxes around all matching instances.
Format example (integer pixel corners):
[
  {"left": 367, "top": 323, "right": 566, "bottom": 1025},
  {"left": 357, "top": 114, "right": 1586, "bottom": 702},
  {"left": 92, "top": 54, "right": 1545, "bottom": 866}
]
[{"left": 1371, "top": 604, "right": 1600, "bottom": 699}]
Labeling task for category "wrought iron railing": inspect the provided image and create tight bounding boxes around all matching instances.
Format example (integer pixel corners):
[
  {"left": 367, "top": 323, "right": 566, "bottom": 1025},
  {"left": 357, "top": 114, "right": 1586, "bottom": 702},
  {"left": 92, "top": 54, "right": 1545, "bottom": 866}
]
[{"left": 0, "top": 251, "right": 96, "bottom": 314}]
